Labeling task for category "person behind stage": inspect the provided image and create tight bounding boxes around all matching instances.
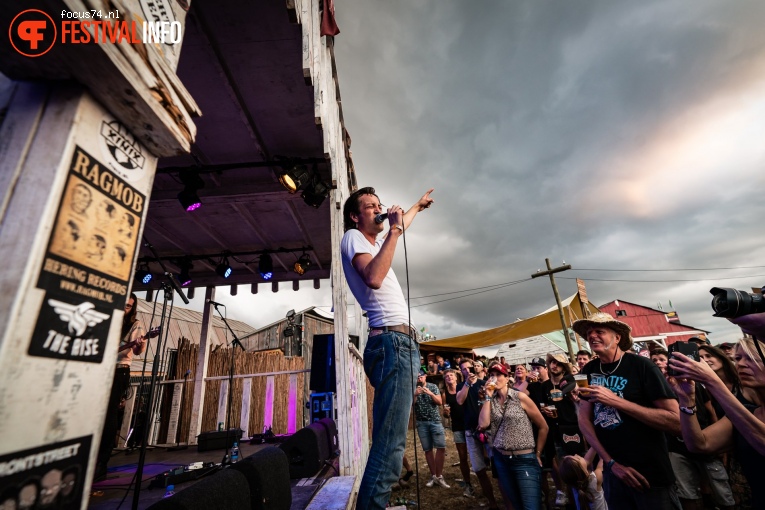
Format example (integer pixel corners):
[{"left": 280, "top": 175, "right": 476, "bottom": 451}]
[
  {"left": 340, "top": 186, "right": 434, "bottom": 510},
  {"left": 95, "top": 293, "right": 146, "bottom": 481}
]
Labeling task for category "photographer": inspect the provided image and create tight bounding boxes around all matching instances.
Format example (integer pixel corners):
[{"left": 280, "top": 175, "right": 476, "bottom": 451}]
[{"left": 668, "top": 336, "right": 765, "bottom": 508}]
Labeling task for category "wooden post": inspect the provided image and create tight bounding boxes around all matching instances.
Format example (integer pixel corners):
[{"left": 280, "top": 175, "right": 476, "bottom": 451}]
[
  {"left": 188, "top": 286, "right": 215, "bottom": 443},
  {"left": 240, "top": 378, "right": 252, "bottom": 437},
  {"left": 531, "top": 258, "right": 576, "bottom": 363},
  {"left": 0, "top": 83, "right": 159, "bottom": 505}
]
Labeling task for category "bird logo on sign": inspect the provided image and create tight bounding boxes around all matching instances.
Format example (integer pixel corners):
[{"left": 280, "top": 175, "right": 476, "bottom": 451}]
[{"left": 48, "top": 299, "right": 110, "bottom": 336}]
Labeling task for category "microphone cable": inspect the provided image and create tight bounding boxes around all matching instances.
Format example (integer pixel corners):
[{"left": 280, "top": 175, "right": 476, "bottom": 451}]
[{"left": 401, "top": 220, "right": 422, "bottom": 509}]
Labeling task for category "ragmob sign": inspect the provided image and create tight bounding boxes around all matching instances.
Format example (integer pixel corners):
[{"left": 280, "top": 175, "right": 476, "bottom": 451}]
[{"left": 29, "top": 146, "right": 145, "bottom": 363}]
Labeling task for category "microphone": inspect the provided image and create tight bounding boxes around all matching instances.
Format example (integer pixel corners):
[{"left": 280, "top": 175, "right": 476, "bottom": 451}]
[
  {"left": 374, "top": 213, "right": 388, "bottom": 224},
  {"left": 206, "top": 299, "right": 225, "bottom": 306}
]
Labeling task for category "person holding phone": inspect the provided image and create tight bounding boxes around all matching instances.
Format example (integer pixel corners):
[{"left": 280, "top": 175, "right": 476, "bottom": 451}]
[
  {"left": 668, "top": 337, "right": 765, "bottom": 508},
  {"left": 659, "top": 345, "right": 735, "bottom": 510},
  {"left": 457, "top": 358, "right": 499, "bottom": 510}
]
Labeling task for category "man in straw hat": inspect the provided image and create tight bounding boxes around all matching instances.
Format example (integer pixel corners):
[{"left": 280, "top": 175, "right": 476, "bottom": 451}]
[{"left": 573, "top": 312, "right": 680, "bottom": 509}]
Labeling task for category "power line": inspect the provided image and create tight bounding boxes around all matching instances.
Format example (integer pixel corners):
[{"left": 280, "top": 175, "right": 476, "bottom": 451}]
[
  {"left": 575, "top": 266, "right": 765, "bottom": 272},
  {"left": 411, "top": 278, "right": 533, "bottom": 308},
  {"left": 406, "top": 280, "right": 525, "bottom": 300},
  {"left": 560, "top": 274, "right": 765, "bottom": 283}
]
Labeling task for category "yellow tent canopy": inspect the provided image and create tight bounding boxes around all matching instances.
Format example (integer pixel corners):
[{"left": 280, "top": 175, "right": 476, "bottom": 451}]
[{"left": 423, "top": 293, "right": 600, "bottom": 349}]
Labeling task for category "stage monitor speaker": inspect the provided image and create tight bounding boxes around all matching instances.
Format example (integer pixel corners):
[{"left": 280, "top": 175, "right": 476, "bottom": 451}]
[
  {"left": 316, "top": 418, "right": 339, "bottom": 458},
  {"left": 196, "top": 428, "right": 243, "bottom": 452},
  {"left": 310, "top": 334, "right": 336, "bottom": 392},
  {"left": 278, "top": 421, "right": 329, "bottom": 479},
  {"left": 146, "top": 467, "right": 250, "bottom": 510},
  {"left": 230, "top": 446, "right": 291, "bottom": 510}
]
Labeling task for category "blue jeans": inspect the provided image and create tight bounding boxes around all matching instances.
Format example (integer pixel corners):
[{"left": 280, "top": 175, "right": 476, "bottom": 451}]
[
  {"left": 357, "top": 331, "right": 419, "bottom": 510},
  {"left": 492, "top": 450, "right": 542, "bottom": 510}
]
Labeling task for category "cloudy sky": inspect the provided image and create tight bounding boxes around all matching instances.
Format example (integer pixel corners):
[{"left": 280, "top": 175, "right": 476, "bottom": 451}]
[{"left": 163, "top": 0, "right": 765, "bottom": 349}]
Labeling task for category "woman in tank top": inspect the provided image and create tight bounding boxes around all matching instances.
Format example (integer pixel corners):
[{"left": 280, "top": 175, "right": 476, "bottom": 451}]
[{"left": 479, "top": 363, "right": 548, "bottom": 510}]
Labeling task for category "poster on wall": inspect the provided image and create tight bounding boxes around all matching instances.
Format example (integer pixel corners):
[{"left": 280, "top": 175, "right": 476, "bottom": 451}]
[
  {"left": 0, "top": 436, "right": 92, "bottom": 509},
  {"left": 29, "top": 145, "right": 146, "bottom": 362}
]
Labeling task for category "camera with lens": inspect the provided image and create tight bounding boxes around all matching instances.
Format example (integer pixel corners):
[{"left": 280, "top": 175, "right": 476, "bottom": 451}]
[{"left": 710, "top": 286, "right": 765, "bottom": 318}]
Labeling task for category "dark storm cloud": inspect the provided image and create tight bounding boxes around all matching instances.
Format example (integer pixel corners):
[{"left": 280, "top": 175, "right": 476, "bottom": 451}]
[{"left": 334, "top": 0, "right": 765, "bottom": 344}]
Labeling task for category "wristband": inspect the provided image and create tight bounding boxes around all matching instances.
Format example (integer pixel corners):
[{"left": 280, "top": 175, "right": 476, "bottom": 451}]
[
  {"left": 390, "top": 224, "right": 403, "bottom": 233},
  {"left": 606, "top": 459, "right": 615, "bottom": 469},
  {"left": 679, "top": 405, "right": 697, "bottom": 415}
]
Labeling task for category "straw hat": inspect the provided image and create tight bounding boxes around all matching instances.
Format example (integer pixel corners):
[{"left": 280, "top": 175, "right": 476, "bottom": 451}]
[
  {"left": 572, "top": 312, "right": 633, "bottom": 351},
  {"left": 546, "top": 352, "right": 571, "bottom": 366}
]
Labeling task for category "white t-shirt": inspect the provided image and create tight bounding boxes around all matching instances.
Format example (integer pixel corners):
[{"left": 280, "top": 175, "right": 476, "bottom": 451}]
[{"left": 340, "top": 229, "right": 411, "bottom": 328}]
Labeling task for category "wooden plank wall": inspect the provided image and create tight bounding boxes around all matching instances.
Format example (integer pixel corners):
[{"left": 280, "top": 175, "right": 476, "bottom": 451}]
[
  {"left": 292, "top": 0, "right": 368, "bottom": 481},
  {"left": 163, "top": 340, "right": 306, "bottom": 442}
]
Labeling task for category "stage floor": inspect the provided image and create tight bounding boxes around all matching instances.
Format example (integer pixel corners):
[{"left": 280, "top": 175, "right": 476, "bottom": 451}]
[{"left": 87, "top": 442, "right": 333, "bottom": 509}]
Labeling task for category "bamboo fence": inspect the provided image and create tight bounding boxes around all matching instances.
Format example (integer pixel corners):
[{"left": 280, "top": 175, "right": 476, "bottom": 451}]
[{"left": 165, "top": 339, "right": 307, "bottom": 439}]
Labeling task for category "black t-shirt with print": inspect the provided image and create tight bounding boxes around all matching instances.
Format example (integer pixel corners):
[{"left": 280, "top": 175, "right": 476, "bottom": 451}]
[
  {"left": 445, "top": 390, "right": 466, "bottom": 432},
  {"left": 457, "top": 379, "right": 486, "bottom": 430},
  {"left": 539, "top": 374, "right": 578, "bottom": 427},
  {"left": 581, "top": 353, "right": 677, "bottom": 487}
]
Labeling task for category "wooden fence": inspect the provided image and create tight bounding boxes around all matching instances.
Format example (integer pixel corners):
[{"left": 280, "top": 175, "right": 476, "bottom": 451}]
[{"left": 158, "top": 338, "right": 307, "bottom": 443}]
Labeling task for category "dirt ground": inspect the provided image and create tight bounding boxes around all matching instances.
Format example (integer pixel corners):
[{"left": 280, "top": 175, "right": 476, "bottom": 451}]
[{"left": 389, "top": 429, "right": 524, "bottom": 510}]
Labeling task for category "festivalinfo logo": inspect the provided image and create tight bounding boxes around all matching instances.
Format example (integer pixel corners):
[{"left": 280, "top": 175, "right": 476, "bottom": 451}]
[{"left": 9, "top": 7, "right": 183, "bottom": 58}]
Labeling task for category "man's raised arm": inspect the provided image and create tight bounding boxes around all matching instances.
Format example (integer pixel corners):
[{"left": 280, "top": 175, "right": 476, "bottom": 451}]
[{"left": 402, "top": 189, "right": 434, "bottom": 230}]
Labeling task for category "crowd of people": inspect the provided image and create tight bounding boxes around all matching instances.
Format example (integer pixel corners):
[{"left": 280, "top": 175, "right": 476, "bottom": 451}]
[
  {"left": 338, "top": 186, "right": 762, "bottom": 510},
  {"left": 402, "top": 312, "right": 764, "bottom": 510}
]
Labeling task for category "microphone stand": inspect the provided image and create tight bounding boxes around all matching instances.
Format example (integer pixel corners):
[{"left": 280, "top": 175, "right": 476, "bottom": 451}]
[
  {"left": 131, "top": 284, "right": 171, "bottom": 510},
  {"left": 209, "top": 301, "right": 245, "bottom": 466},
  {"left": 131, "top": 237, "right": 189, "bottom": 510}
]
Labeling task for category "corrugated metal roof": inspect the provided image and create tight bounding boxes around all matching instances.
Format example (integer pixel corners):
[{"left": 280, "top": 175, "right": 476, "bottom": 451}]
[
  {"left": 129, "top": 299, "right": 257, "bottom": 372},
  {"left": 599, "top": 301, "right": 709, "bottom": 338},
  {"left": 495, "top": 330, "right": 569, "bottom": 366},
  {"left": 243, "top": 306, "right": 333, "bottom": 338}
]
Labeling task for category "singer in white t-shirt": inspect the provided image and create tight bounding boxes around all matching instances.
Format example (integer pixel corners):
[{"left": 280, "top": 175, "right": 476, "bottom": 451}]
[{"left": 341, "top": 186, "right": 434, "bottom": 510}]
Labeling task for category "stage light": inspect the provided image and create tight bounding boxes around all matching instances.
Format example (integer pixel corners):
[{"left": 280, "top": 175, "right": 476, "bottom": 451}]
[
  {"left": 301, "top": 175, "right": 330, "bottom": 208},
  {"left": 286, "top": 309, "right": 296, "bottom": 319},
  {"left": 177, "top": 188, "right": 201, "bottom": 212},
  {"left": 135, "top": 265, "right": 152, "bottom": 285},
  {"left": 177, "top": 172, "right": 204, "bottom": 212},
  {"left": 293, "top": 253, "right": 311, "bottom": 275},
  {"left": 178, "top": 259, "right": 192, "bottom": 286},
  {"left": 258, "top": 253, "right": 273, "bottom": 280},
  {"left": 216, "top": 257, "right": 232, "bottom": 279},
  {"left": 278, "top": 164, "right": 311, "bottom": 193}
]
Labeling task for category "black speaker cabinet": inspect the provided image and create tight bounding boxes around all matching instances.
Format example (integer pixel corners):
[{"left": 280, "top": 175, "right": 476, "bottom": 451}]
[
  {"left": 196, "top": 428, "right": 243, "bottom": 452},
  {"left": 316, "top": 418, "right": 339, "bottom": 458},
  {"left": 278, "top": 422, "right": 329, "bottom": 479},
  {"left": 146, "top": 468, "right": 250, "bottom": 510},
  {"left": 310, "top": 334, "right": 336, "bottom": 392},
  {"left": 230, "top": 446, "right": 291, "bottom": 510}
]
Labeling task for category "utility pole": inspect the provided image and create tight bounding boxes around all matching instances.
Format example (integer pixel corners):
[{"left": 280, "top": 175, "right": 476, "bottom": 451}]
[{"left": 532, "top": 258, "right": 575, "bottom": 363}]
